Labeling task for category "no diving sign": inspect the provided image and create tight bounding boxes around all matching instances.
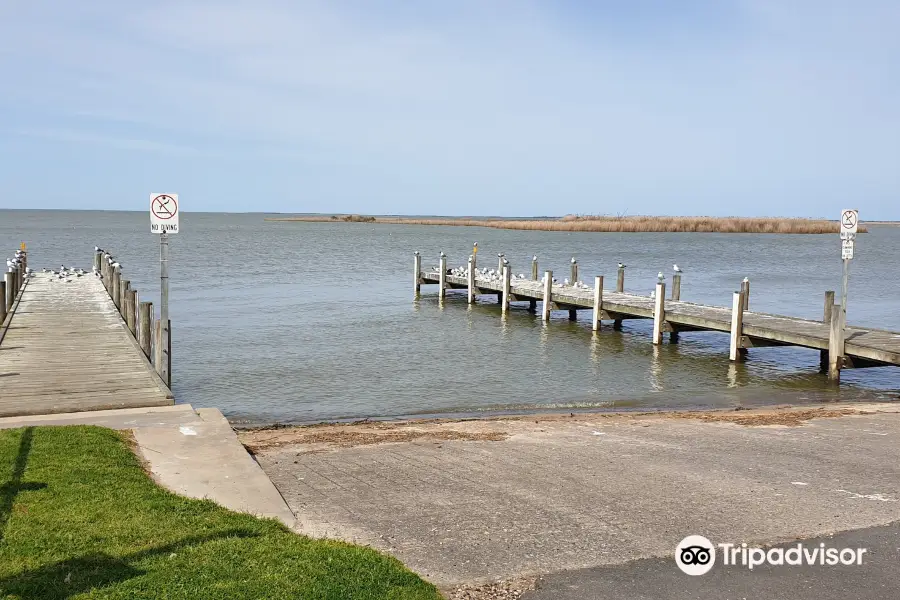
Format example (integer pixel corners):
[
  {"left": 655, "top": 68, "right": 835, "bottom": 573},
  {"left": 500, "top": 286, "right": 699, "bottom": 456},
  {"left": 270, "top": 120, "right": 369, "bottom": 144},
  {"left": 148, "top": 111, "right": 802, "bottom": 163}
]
[{"left": 150, "top": 193, "right": 180, "bottom": 234}]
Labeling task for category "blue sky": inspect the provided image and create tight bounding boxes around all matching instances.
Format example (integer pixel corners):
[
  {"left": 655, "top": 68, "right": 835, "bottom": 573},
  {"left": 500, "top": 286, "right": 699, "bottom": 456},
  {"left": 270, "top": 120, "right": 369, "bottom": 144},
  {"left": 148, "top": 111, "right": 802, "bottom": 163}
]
[{"left": 1, "top": 0, "right": 897, "bottom": 217}]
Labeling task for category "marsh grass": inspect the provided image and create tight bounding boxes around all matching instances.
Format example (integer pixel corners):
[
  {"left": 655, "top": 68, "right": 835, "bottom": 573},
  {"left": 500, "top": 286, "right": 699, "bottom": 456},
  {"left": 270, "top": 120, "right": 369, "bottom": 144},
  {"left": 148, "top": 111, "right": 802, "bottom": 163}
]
[{"left": 267, "top": 214, "right": 861, "bottom": 234}]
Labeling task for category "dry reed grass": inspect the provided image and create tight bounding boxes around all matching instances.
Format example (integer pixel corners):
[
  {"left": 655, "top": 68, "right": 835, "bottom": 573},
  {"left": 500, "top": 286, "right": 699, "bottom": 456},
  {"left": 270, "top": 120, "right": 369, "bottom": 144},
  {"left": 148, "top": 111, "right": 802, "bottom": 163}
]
[{"left": 265, "top": 214, "right": 863, "bottom": 234}]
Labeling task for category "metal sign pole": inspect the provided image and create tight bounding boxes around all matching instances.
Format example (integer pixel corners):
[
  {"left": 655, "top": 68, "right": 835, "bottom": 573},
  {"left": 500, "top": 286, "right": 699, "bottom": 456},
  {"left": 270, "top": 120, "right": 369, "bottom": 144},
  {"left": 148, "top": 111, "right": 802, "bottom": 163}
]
[
  {"left": 159, "top": 231, "right": 170, "bottom": 385},
  {"left": 840, "top": 256, "right": 850, "bottom": 334}
]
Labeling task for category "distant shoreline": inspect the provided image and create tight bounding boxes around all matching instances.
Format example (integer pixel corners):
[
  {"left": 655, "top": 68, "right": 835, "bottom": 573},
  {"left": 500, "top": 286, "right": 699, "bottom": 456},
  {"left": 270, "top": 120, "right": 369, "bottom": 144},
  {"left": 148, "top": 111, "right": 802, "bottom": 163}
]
[{"left": 265, "top": 214, "right": 869, "bottom": 234}]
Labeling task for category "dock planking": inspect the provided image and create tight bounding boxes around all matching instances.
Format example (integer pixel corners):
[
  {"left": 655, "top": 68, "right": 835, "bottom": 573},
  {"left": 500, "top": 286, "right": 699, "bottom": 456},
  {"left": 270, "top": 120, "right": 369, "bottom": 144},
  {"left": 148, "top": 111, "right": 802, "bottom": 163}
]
[
  {"left": 0, "top": 271, "right": 173, "bottom": 417},
  {"left": 417, "top": 254, "right": 900, "bottom": 381}
]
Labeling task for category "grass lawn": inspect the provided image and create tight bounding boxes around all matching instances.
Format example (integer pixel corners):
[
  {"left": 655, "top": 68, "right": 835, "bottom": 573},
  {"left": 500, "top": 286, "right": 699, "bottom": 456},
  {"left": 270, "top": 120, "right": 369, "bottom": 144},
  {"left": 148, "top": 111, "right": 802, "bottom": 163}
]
[{"left": 0, "top": 426, "right": 441, "bottom": 600}]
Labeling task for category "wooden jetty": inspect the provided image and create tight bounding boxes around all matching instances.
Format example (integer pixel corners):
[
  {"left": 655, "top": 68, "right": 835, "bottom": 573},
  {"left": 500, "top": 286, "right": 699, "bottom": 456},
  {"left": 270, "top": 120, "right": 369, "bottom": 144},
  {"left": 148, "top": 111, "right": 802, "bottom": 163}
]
[
  {"left": 0, "top": 248, "right": 173, "bottom": 417},
  {"left": 414, "top": 252, "right": 900, "bottom": 382}
]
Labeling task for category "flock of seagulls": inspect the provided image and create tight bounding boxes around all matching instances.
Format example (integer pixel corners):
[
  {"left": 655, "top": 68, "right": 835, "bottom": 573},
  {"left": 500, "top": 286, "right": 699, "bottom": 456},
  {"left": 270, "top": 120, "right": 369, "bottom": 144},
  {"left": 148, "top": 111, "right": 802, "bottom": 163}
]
[
  {"left": 6, "top": 246, "right": 117, "bottom": 285},
  {"left": 40, "top": 265, "right": 88, "bottom": 283},
  {"left": 430, "top": 252, "right": 691, "bottom": 299}
]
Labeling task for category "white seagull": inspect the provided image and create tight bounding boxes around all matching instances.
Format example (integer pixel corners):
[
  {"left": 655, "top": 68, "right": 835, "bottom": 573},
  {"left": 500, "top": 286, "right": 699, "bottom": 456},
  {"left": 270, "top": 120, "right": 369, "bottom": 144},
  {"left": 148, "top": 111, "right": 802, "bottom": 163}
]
[
  {"left": 673, "top": 264, "right": 683, "bottom": 273},
  {"left": 618, "top": 262, "right": 626, "bottom": 269},
  {"left": 657, "top": 272, "right": 665, "bottom": 281}
]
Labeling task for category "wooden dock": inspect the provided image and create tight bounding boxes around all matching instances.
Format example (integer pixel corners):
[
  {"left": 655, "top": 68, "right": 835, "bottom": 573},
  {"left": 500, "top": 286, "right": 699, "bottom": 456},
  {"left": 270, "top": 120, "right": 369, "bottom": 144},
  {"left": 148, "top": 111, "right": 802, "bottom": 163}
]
[
  {"left": 414, "top": 252, "right": 900, "bottom": 382},
  {"left": 0, "top": 250, "right": 173, "bottom": 417}
]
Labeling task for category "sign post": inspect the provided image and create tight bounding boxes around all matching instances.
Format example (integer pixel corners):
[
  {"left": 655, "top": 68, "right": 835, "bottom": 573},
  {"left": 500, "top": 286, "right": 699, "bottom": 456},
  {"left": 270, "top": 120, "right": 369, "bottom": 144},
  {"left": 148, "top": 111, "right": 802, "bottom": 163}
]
[
  {"left": 838, "top": 209, "right": 858, "bottom": 347},
  {"left": 150, "top": 193, "right": 179, "bottom": 387}
]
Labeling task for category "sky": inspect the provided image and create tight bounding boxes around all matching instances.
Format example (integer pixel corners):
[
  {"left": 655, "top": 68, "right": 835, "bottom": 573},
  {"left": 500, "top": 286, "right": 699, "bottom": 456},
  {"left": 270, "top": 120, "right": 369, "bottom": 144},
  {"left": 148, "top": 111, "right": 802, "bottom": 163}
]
[{"left": 0, "top": 0, "right": 898, "bottom": 218}]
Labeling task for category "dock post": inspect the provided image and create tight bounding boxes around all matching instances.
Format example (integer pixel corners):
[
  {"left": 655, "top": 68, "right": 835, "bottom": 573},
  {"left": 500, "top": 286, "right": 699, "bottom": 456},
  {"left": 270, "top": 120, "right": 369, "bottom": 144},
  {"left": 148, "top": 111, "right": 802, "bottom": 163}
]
[
  {"left": 120, "top": 280, "right": 130, "bottom": 319},
  {"left": 467, "top": 256, "right": 475, "bottom": 304},
  {"left": 570, "top": 258, "right": 578, "bottom": 285},
  {"left": 729, "top": 290, "right": 746, "bottom": 361},
  {"left": 413, "top": 252, "right": 421, "bottom": 297},
  {"left": 741, "top": 278, "right": 750, "bottom": 311},
  {"left": 672, "top": 274, "right": 681, "bottom": 301},
  {"left": 828, "top": 302, "right": 843, "bottom": 381},
  {"left": 497, "top": 253, "right": 504, "bottom": 273},
  {"left": 112, "top": 267, "right": 121, "bottom": 310},
  {"left": 542, "top": 270, "right": 553, "bottom": 321},
  {"left": 438, "top": 254, "right": 447, "bottom": 301},
  {"left": 592, "top": 276, "right": 603, "bottom": 331},
  {"left": 5, "top": 271, "right": 14, "bottom": 312},
  {"left": 126, "top": 289, "right": 137, "bottom": 335},
  {"left": 501, "top": 265, "right": 511, "bottom": 315},
  {"left": 616, "top": 266, "right": 625, "bottom": 292},
  {"left": 139, "top": 301, "right": 153, "bottom": 359},
  {"left": 652, "top": 282, "right": 666, "bottom": 344},
  {"left": 93, "top": 250, "right": 101, "bottom": 273},
  {"left": 0, "top": 281, "right": 6, "bottom": 324},
  {"left": 820, "top": 291, "right": 835, "bottom": 371},
  {"left": 531, "top": 256, "right": 538, "bottom": 281}
]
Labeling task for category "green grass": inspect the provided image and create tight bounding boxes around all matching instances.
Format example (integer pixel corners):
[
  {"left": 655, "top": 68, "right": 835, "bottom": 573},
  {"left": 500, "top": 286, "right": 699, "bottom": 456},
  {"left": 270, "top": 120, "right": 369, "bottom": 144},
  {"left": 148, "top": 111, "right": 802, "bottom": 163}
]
[{"left": 0, "top": 426, "right": 441, "bottom": 600}]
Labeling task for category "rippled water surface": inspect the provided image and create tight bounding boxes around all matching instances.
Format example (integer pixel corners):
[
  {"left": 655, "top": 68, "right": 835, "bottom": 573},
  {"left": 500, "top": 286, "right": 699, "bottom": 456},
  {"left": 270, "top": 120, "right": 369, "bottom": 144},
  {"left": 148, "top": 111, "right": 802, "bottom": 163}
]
[{"left": 2, "top": 210, "right": 898, "bottom": 423}]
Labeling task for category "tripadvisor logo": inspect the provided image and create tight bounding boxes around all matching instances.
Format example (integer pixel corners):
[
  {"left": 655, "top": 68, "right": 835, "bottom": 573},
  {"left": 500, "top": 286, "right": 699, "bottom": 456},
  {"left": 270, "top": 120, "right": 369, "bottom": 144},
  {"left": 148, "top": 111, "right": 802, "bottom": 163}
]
[{"left": 675, "top": 535, "right": 868, "bottom": 575}]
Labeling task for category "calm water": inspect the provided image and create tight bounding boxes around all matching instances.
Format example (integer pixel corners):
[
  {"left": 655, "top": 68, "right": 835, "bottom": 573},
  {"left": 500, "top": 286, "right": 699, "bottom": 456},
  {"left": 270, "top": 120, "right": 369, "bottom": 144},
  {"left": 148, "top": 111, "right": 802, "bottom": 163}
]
[{"left": 2, "top": 210, "right": 898, "bottom": 424}]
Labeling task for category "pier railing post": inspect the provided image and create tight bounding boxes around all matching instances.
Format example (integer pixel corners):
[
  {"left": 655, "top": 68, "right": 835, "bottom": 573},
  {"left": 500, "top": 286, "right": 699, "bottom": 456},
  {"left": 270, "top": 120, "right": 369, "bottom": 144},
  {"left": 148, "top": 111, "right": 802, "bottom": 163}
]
[
  {"left": 820, "top": 291, "right": 835, "bottom": 371},
  {"left": 4, "top": 272, "right": 14, "bottom": 312},
  {"left": 126, "top": 289, "right": 137, "bottom": 335},
  {"left": 616, "top": 266, "right": 625, "bottom": 293},
  {"left": 501, "top": 265, "right": 511, "bottom": 315},
  {"left": 531, "top": 256, "right": 538, "bottom": 281},
  {"left": 542, "top": 270, "right": 553, "bottom": 321},
  {"left": 672, "top": 274, "right": 682, "bottom": 301},
  {"left": 741, "top": 278, "right": 750, "bottom": 311},
  {"left": 652, "top": 282, "right": 666, "bottom": 344},
  {"left": 0, "top": 280, "right": 6, "bottom": 324},
  {"left": 592, "top": 276, "right": 604, "bottom": 331},
  {"left": 438, "top": 254, "right": 447, "bottom": 300},
  {"left": 570, "top": 258, "right": 578, "bottom": 285},
  {"left": 729, "top": 290, "right": 746, "bottom": 361},
  {"left": 497, "top": 253, "right": 504, "bottom": 273},
  {"left": 112, "top": 267, "right": 121, "bottom": 310},
  {"left": 120, "top": 280, "right": 130, "bottom": 319},
  {"left": 413, "top": 252, "right": 421, "bottom": 297},
  {"left": 828, "top": 302, "right": 843, "bottom": 381},
  {"left": 467, "top": 256, "right": 475, "bottom": 304},
  {"left": 93, "top": 250, "right": 101, "bottom": 273},
  {"left": 139, "top": 301, "right": 153, "bottom": 359}
]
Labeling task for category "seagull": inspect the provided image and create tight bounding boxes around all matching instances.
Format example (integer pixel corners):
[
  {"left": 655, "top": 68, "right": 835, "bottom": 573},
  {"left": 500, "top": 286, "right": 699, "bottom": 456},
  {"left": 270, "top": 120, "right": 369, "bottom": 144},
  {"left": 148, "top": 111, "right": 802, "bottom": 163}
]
[
  {"left": 673, "top": 264, "right": 683, "bottom": 273},
  {"left": 657, "top": 272, "right": 665, "bottom": 282},
  {"left": 439, "top": 251, "right": 446, "bottom": 258},
  {"left": 743, "top": 276, "right": 750, "bottom": 283},
  {"left": 502, "top": 258, "right": 509, "bottom": 266},
  {"left": 650, "top": 289, "right": 656, "bottom": 299},
  {"left": 564, "top": 278, "right": 570, "bottom": 286},
  {"left": 532, "top": 255, "right": 537, "bottom": 262},
  {"left": 618, "top": 262, "right": 626, "bottom": 269},
  {"left": 571, "top": 257, "right": 576, "bottom": 264}
]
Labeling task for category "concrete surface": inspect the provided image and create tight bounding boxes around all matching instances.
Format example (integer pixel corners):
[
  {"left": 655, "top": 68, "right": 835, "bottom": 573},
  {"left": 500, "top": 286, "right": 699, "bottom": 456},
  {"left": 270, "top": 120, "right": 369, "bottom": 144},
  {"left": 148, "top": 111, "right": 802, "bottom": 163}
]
[
  {"left": 524, "top": 522, "right": 900, "bottom": 600},
  {"left": 0, "top": 404, "right": 296, "bottom": 528},
  {"left": 246, "top": 405, "right": 900, "bottom": 588}
]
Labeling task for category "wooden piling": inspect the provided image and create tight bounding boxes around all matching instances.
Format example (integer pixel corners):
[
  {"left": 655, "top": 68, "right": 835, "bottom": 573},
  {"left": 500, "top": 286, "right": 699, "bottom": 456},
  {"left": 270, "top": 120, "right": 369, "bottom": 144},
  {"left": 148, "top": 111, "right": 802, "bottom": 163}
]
[
  {"left": 672, "top": 274, "right": 682, "bottom": 301},
  {"left": 467, "top": 256, "right": 475, "bottom": 304},
  {"left": 501, "top": 265, "right": 511, "bottom": 315},
  {"left": 531, "top": 256, "right": 538, "bottom": 281},
  {"left": 0, "top": 281, "right": 6, "bottom": 324},
  {"left": 729, "top": 290, "right": 746, "bottom": 361},
  {"left": 820, "top": 291, "right": 835, "bottom": 371},
  {"left": 542, "top": 270, "right": 553, "bottom": 321},
  {"left": 4, "top": 272, "right": 13, "bottom": 312},
  {"left": 570, "top": 259, "right": 578, "bottom": 286},
  {"left": 616, "top": 267, "right": 625, "bottom": 293},
  {"left": 139, "top": 301, "right": 153, "bottom": 359},
  {"left": 438, "top": 254, "right": 447, "bottom": 300},
  {"left": 93, "top": 251, "right": 101, "bottom": 273},
  {"left": 126, "top": 289, "right": 137, "bottom": 335},
  {"left": 828, "top": 302, "right": 843, "bottom": 381},
  {"left": 592, "top": 276, "right": 603, "bottom": 331},
  {"left": 112, "top": 267, "right": 121, "bottom": 309},
  {"left": 497, "top": 254, "right": 504, "bottom": 273},
  {"left": 741, "top": 278, "right": 750, "bottom": 311},
  {"left": 652, "top": 282, "right": 666, "bottom": 345},
  {"left": 120, "top": 280, "right": 130, "bottom": 319},
  {"left": 414, "top": 252, "right": 421, "bottom": 296}
]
